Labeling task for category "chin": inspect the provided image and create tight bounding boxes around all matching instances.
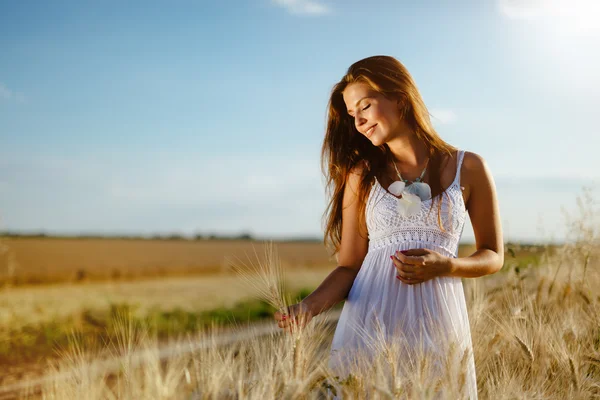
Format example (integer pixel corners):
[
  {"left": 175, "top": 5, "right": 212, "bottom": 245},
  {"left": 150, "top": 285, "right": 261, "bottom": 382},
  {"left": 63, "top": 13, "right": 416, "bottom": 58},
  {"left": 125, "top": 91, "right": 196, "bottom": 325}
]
[{"left": 369, "top": 135, "right": 384, "bottom": 147}]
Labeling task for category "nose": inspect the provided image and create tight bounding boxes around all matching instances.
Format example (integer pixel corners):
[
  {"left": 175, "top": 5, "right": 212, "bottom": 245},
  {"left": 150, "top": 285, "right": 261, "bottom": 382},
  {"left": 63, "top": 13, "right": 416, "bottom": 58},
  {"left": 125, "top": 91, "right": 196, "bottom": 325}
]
[{"left": 355, "top": 115, "right": 367, "bottom": 132}]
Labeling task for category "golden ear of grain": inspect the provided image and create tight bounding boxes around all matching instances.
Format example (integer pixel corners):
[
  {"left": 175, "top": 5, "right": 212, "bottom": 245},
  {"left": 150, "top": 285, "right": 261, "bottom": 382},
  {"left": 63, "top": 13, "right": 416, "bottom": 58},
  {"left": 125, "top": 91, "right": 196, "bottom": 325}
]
[
  {"left": 487, "top": 333, "right": 502, "bottom": 352},
  {"left": 433, "top": 377, "right": 443, "bottom": 395},
  {"left": 459, "top": 347, "right": 470, "bottom": 372},
  {"left": 418, "top": 355, "right": 428, "bottom": 386},
  {"left": 514, "top": 335, "right": 534, "bottom": 363},
  {"left": 583, "top": 354, "right": 600, "bottom": 366},
  {"left": 458, "top": 347, "right": 470, "bottom": 395},
  {"left": 229, "top": 241, "right": 287, "bottom": 313},
  {"left": 568, "top": 357, "right": 579, "bottom": 391},
  {"left": 458, "top": 371, "right": 466, "bottom": 395}
]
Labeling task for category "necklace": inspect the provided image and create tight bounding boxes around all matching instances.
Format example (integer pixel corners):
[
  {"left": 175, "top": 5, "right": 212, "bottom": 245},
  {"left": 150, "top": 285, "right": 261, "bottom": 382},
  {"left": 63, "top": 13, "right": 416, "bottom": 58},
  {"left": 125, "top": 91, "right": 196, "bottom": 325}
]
[
  {"left": 387, "top": 157, "right": 432, "bottom": 207},
  {"left": 392, "top": 159, "right": 428, "bottom": 185}
]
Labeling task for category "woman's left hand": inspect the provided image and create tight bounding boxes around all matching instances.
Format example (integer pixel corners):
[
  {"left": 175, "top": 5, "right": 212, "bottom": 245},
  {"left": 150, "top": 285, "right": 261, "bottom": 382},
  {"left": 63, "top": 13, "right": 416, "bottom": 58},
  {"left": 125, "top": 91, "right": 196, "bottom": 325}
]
[{"left": 391, "top": 249, "right": 452, "bottom": 285}]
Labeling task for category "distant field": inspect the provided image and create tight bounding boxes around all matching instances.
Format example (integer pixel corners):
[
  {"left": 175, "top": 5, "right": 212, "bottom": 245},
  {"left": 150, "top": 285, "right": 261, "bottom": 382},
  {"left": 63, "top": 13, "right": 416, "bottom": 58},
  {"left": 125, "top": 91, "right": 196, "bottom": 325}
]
[
  {"left": 0, "top": 238, "right": 339, "bottom": 285},
  {"left": 0, "top": 237, "right": 552, "bottom": 285}
]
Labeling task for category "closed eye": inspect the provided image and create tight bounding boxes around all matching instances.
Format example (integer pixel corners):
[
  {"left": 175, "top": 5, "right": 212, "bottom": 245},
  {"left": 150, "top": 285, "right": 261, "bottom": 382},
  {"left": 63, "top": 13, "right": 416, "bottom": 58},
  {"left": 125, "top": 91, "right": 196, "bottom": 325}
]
[{"left": 348, "top": 104, "right": 371, "bottom": 118}]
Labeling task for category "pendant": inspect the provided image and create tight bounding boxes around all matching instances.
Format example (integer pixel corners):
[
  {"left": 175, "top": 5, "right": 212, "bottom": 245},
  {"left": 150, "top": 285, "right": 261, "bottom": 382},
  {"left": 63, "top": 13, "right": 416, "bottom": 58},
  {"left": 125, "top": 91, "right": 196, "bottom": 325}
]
[
  {"left": 387, "top": 180, "right": 423, "bottom": 217},
  {"left": 388, "top": 181, "right": 405, "bottom": 196},
  {"left": 397, "top": 192, "right": 422, "bottom": 217},
  {"left": 404, "top": 181, "right": 432, "bottom": 201}
]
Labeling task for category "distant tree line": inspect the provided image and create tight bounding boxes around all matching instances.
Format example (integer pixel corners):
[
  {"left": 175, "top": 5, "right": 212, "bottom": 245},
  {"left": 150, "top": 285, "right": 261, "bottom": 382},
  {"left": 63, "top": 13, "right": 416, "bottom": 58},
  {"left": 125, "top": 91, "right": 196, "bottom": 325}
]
[{"left": 0, "top": 231, "right": 322, "bottom": 243}]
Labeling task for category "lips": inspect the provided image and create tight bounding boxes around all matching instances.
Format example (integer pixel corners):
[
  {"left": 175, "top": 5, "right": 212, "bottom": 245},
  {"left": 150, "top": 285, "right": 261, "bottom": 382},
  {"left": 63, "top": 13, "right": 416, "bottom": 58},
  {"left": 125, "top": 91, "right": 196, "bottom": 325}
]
[{"left": 365, "top": 124, "right": 377, "bottom": 137}]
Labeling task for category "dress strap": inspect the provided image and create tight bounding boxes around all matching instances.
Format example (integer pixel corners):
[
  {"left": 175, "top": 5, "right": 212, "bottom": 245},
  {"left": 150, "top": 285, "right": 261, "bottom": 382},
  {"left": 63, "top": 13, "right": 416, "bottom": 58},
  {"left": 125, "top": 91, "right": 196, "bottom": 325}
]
[{"left": 454, "top": 149, "right": 466, "bottom": 187}]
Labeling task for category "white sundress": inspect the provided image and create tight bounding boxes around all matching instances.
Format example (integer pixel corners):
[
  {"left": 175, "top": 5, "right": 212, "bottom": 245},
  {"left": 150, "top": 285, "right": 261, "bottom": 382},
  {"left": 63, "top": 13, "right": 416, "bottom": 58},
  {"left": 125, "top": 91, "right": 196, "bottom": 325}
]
[{"left": 328, "top": 149, "right": 477, "bottom": 399}]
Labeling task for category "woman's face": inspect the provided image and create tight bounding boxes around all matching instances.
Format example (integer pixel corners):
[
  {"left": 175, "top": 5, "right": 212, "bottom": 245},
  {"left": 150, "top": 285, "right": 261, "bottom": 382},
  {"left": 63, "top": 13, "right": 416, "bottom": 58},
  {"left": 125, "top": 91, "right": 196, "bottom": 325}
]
[{"left": 342, "top": 82, "right": 403, "bottom": 146}]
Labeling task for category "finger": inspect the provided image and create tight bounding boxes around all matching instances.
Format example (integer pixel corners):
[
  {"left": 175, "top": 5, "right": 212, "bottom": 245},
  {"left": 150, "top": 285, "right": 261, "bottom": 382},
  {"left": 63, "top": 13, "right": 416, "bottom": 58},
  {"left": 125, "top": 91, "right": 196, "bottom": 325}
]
[
  {"left": 401, "top": 257, "right": 422, "bottom": 267},
  {"left": 391, "top": 256, "right": 408, "bottom": 270},
  {"left": 395, "top": 251, "right": 413, "bottom": 266},
  {"left": 400, "top": 249, "right": 427, "bottom": 256},
  {"left": 396, "top": 251, "right": 426, "bottom": 266},
  {"left": 395, "top": 264, "right": 418, "bottom": 279},
  {"left": 399, "top": 278, "right": 423, "bottom": 285},
  {"left": 396, "top": 274, "right": 423, "bottom": 285},
  {"left": 274, "top": 310, "right": 285, "bottom": 321},
  {"left": 290, "top": 315, "right": 308, "bottom": 331},
  {"left": 276, "top": 306, "right": 293, "bottom": 319},
  {"left": 278, "top": 320, "right": 290, "bottom": 329},
  {"left": 287, "top": 320, "right": 298, "bottom": 334},
  {"left": 400, "top": 270, "right": 417, "bottom": 278},
  {"left": 391, "top": 256, "right": 404, "bottom": 274},
  {"left": 399, "top": 263, "right": 417, "bottom": 273}
]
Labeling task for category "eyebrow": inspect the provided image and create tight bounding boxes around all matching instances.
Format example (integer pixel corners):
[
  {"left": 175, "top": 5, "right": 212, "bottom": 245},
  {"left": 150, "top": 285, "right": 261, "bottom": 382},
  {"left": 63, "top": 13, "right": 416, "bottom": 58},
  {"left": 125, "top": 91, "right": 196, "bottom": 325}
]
[{"left": 347, "top": 96, "right": 372, "bottom": 114}]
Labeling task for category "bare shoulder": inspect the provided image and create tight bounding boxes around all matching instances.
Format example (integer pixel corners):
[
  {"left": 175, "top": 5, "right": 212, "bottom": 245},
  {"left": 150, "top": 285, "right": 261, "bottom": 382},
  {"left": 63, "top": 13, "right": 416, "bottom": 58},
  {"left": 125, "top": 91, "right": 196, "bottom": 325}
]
[
  {"left": 462, "top": 150, "right": 493, "bottom": 183},
  {"left": 344, "top": 160, "right": 369, "bottom": 202},
  {"left": 462, "top": 150, "right": 486, "bottom": 169},
  {"left": 460, "top": 150, "right": 496, "bottom": 208}
]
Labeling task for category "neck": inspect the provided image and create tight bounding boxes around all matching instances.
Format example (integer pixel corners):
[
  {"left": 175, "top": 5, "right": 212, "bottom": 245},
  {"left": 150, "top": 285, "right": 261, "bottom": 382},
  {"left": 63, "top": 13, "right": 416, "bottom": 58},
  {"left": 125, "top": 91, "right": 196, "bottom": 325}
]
[{"left": 386, "top": 120, "right": 429, "bottom": 168}]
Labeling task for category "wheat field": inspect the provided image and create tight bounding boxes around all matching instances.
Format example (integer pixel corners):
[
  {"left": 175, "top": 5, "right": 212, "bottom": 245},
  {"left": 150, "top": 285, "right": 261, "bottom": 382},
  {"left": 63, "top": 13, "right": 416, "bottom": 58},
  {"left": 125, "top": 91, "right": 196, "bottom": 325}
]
[
  {"left": 28, "top": 236, "right": 600, "bottom": 399},
  {"left": 0, "top": 189, "right": 597, "bottom": 399},
  {"left": 0, "top": 238, "right": 339, "bottom": 285}
]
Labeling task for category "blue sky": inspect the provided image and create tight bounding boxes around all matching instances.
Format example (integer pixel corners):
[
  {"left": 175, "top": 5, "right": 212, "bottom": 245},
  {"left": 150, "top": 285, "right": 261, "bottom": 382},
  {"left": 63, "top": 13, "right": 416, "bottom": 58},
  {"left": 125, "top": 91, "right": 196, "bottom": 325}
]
[{"left": 1, "top": 0, "right": 599, "bottom": 244}]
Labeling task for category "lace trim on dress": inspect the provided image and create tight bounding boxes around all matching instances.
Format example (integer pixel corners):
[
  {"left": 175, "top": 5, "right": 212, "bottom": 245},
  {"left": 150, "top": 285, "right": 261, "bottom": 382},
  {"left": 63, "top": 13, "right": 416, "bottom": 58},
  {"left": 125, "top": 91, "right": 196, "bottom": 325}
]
[{"left": 366, "top": 150, "right": 467, "bottom": 254}]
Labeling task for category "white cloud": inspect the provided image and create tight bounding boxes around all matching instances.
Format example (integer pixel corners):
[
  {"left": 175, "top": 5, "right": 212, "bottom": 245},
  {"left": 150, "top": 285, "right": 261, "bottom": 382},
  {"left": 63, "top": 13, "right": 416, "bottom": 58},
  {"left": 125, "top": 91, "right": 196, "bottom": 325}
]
[
  {"left": 0, "top": 83, "right": 26, "bottom": 103},
  {"left": 429, "top": 108, "right": 457, "bottom": 125},
  {"left": 272, "top": 0, "right": 331, "bottom": 16},
  {"left": 497, "top": 0, "right": 600, "bottom": 35},
  {"left": 497, "top": 0, "right": 546, "bottom": 20}
]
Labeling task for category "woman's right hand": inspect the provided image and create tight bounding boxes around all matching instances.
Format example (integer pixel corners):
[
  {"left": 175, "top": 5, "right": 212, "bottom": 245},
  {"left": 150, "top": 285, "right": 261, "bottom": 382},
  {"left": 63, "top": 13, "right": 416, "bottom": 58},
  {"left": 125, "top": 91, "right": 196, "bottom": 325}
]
[{"left": 274, "top": 302, "right": 314, "bottom": 334}]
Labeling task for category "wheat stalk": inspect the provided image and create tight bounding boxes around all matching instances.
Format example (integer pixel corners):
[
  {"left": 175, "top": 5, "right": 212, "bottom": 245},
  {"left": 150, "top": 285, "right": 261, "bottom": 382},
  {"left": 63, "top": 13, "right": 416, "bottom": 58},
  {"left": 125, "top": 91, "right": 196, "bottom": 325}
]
[
  {"left": 228, "top": 240, "right": 287, "bottom": 313},
  {"left": 514, "top": 335, "right": 534, "bottom": 363},
  {"left": 487, "top": 332, "right": 502, "bottom": 352},
  {"left": 569, "top": 357, "right": 579, "bottom": 391}
]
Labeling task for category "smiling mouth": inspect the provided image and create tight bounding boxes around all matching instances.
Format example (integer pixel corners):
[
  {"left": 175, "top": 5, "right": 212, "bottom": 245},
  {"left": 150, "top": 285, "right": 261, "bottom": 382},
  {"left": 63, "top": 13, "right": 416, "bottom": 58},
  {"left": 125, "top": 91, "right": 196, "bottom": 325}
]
[{"left": 366, "top": 124, "right": 377, "bottom": 137}]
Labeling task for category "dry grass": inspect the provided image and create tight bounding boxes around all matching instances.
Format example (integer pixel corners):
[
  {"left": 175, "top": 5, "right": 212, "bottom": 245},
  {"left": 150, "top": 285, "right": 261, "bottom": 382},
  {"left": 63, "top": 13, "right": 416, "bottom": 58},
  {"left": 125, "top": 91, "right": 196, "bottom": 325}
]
[
  {"left": 0, "top": 267, "right": 331, "bottom": 330},
  {"left": 0, "top": 245, "right": 333, "bottom": 381},
  {"left": 18, "top": 185, "right": 597, "bottom": 399},
  {"left": 30, "top": 231, "right": 599, "bottom": 399},
  {"left": 2, "top": 188, "right": 597, "bottom": 398}
]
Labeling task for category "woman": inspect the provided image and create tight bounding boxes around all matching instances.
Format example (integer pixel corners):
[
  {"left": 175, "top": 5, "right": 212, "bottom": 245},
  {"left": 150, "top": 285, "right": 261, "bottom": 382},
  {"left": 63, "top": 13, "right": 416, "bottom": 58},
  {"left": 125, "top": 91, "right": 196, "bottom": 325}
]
[{"left": 274, "top": 55, "right": 503, "bottom": 398}]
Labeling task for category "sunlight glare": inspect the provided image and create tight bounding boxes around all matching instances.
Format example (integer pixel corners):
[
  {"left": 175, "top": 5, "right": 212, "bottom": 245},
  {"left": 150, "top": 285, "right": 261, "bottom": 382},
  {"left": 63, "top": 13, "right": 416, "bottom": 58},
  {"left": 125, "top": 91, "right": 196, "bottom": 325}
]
[{"left": 499, "top": 0, "right": 600, "bottom": 36}]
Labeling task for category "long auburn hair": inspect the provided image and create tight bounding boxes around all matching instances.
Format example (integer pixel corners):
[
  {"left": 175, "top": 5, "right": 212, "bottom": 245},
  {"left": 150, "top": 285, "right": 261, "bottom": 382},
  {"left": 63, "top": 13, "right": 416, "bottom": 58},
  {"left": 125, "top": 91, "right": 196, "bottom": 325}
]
[{"left": 321, "top": 55, "right": 458, "bottom": 256}]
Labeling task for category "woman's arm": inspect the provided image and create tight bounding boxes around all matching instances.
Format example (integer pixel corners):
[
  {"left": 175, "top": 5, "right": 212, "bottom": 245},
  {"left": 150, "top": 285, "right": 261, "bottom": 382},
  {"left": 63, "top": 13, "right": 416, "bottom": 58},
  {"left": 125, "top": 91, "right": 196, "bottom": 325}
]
[
  {"left": 301, "top": 166, "right": 370, "bottom": 317},
  {"left": 301, "top": 266, "right": 362, "bottom": 317},
  {"left": 447, "top": 151, "right": 504, "bottom": 278},
  {"left": 274, "top": 166, "right": 369, "bottom": 330}
]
